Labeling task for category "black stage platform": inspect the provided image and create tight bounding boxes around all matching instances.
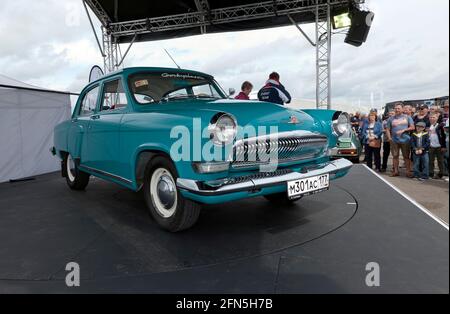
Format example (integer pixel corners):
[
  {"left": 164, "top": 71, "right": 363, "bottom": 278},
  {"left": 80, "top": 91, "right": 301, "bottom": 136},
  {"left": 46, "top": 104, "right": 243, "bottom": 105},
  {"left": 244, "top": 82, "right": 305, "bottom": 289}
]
[{"left": 0, "top": 165, "right": 448, "bottom": 293}]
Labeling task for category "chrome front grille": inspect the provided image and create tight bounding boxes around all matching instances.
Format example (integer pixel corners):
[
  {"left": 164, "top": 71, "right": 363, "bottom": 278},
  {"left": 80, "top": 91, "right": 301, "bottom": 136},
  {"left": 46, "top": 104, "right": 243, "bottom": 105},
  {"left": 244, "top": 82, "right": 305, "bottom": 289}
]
[{"left": 231, "top": 131, "right": 328, "bottom": 169}]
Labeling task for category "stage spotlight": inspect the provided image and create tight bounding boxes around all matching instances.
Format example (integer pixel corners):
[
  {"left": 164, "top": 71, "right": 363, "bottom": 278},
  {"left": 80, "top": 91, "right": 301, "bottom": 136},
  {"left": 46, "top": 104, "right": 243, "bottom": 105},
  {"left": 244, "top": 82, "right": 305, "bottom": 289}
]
[
  {"left": 345, "top": 9, "right": 375, "bottom": 47},
  {"left": 332, "top": 12, "right": 352, "bottom": 29}
]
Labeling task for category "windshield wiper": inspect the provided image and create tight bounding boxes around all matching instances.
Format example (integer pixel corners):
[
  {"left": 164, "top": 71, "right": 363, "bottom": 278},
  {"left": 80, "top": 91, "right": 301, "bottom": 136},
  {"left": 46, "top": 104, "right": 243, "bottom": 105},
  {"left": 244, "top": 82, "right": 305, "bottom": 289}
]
[
  {"left": 160, "top": 95, "right": 196, "bottom": 103},
  {"left": 195, "top": 95, "right": 221, "bottom": 100},
  {"left": 160, "top": 94, "right": 221, "bottom": 103}
]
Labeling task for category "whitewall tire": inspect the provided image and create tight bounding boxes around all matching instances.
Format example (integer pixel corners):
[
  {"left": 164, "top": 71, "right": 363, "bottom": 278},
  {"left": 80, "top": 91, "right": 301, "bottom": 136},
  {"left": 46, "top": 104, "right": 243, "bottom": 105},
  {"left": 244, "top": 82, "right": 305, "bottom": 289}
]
[
  {"left": 150, "top": 168, "right": 178, "bottom": 219},
  {"left": 63, "top": 153, "right": 90, "bottom": 190},
  {"left": 143, "top": 156, "right": 201, "bottom": 232}
]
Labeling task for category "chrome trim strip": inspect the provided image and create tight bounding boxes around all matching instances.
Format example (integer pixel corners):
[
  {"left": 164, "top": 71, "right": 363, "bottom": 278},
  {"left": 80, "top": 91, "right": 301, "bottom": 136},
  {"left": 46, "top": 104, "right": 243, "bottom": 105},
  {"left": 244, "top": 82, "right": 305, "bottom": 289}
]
[
  {"left": 79, "top": 165, "right": 133, "bottom": 185},
  {"left": 177, "top": 158, "right": 353, "bottom": 196}
]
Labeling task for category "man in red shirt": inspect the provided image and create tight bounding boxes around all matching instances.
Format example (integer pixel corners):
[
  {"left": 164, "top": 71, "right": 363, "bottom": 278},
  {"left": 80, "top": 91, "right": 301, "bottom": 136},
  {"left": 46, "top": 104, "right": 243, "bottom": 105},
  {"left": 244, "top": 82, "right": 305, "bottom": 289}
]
[{"left": 235, "top": 81, "right": 253, "bottom": 100}]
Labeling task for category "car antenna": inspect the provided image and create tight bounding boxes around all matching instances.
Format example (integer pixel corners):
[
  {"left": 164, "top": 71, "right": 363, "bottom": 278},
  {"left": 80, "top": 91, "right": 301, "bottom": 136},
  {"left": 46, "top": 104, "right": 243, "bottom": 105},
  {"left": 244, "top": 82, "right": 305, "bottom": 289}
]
[{"left": 164, "top": 49, "right": 181, "bottom": 69}]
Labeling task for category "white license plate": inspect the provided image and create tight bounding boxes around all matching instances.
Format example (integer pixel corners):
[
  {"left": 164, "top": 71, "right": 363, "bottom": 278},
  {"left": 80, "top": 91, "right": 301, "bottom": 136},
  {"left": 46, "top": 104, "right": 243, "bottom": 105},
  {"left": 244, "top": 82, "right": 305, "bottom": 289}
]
[{"left": 287, "top": 174, "right": 330, "bottom": 199}]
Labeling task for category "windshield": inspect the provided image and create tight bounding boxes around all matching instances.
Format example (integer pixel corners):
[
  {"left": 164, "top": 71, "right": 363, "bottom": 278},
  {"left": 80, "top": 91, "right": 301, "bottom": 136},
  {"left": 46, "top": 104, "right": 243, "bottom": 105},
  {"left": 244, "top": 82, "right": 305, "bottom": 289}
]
[{"left": 128, "top": 72, "right": 225, "bottom": 105}]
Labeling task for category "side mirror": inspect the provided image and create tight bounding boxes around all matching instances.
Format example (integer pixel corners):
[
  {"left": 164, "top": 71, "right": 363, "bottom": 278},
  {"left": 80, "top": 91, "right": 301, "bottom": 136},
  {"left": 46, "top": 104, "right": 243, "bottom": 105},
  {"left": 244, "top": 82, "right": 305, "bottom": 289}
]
[{"left": 228, "top": 88, "right": 236, "bottom": 97}]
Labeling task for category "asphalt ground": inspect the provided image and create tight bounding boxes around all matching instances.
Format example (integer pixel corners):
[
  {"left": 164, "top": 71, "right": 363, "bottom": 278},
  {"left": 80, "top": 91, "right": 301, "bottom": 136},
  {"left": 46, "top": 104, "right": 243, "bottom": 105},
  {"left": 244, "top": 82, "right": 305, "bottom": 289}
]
[
  {"left": 358, "top": 152, "right": 449, "bottom": 224},
  {"left": 0, "top": 165, "right": 448, "bottom": 293}
]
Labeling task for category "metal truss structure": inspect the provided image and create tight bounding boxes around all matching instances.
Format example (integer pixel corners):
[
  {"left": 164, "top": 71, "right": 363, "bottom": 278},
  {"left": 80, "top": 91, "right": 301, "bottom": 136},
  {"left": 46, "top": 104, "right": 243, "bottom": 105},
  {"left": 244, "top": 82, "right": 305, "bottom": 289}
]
[
  {"left": 102, "top": 26, "right": 118, "bottom": 74},
  {"left": 83, "top": 0, "right": 365, "bottom": 109},
  {"left": 315, "top": 4, "right": 332, "bottom": 109}
]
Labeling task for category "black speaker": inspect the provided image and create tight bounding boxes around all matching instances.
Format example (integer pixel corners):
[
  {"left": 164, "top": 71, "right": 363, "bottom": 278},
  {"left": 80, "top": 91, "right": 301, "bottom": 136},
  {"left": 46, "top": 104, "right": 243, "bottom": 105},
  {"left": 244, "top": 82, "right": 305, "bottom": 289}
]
[{"left": 345, "top": 10, "right": 375, "bottom": 47}]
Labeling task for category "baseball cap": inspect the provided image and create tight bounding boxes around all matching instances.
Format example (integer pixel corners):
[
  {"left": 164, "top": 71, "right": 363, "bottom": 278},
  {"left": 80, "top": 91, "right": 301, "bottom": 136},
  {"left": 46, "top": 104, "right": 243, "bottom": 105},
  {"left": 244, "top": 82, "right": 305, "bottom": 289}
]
[
  {"left": 416, "top": 122, "right": 426, "bottom": 128},
  {"left": 419, "top": 104, "right": 429, "bottom": 110}
]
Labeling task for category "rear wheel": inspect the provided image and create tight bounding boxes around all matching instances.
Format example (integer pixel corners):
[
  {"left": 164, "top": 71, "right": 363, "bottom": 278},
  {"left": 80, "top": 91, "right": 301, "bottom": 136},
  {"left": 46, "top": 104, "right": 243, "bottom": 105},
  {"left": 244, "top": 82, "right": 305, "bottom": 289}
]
[
  {"left": 63, "top": 153, "right": 90, "bottom": 190},
  {"left": 143, "top": 156, "right": 201, "bottom": 232},
  {"left": 264, "top": 193, "right": 303, "bottom": 205}
]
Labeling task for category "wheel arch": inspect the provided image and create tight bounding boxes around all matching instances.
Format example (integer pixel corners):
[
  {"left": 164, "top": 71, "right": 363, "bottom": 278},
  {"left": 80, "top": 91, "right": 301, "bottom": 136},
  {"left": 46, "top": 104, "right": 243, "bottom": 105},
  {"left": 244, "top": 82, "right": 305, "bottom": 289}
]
[
  {"left": 133, "top": 145, "right": 175, "bottom": 190},
  {"left": 59, "top": 150, "right": 81, "bottom": 178}
]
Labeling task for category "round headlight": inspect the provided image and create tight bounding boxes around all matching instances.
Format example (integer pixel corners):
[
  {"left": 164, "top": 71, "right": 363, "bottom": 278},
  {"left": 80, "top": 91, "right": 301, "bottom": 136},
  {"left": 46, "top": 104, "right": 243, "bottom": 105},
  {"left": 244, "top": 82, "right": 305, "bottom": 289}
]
[
  {"left": 332, "top": 112, "right": 351, "bottom": 137},
  {"left": 209, "top": 113, "right": 237, "bottom": 145}
]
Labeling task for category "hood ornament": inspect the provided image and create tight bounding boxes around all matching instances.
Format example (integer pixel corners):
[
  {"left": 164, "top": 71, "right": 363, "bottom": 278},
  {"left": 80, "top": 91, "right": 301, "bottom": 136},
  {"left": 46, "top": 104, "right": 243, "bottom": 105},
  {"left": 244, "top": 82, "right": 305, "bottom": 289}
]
[{"left": 288, "top": 115, "right": 300, "bottom": 124}]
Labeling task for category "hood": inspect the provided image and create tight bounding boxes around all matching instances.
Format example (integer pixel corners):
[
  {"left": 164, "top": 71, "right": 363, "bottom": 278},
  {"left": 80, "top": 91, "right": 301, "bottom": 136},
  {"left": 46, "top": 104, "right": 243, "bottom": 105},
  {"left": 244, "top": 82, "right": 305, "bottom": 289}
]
[{"left": 139, "top": 99, "right": 321, "bottom": 133}]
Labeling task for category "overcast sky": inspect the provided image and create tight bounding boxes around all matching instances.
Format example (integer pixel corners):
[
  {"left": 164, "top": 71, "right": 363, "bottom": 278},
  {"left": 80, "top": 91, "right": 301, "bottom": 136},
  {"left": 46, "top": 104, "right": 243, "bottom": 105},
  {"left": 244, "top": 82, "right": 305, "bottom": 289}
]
[{"left": 0, "top": 0, "right": 448, "bottom": 111}]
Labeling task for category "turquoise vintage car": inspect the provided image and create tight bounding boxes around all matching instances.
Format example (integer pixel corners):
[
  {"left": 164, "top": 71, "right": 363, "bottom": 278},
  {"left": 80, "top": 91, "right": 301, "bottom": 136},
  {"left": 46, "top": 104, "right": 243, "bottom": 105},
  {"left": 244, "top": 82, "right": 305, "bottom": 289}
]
[{"left": 53, "top": 67, "right": 353, "bottom": 232}]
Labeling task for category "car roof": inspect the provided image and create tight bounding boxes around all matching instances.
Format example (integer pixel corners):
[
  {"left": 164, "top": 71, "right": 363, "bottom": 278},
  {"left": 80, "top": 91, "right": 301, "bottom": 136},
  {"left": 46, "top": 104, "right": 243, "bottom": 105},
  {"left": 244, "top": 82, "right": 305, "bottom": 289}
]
[{"left": 84, "top": 67, "right": 213, "bottom": 91}]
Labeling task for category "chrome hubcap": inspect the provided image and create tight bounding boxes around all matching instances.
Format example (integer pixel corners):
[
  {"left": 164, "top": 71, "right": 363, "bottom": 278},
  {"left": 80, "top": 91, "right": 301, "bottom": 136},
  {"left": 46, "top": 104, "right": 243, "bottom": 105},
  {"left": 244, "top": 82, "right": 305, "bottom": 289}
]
[
  {"left": 157, "top": 175, "right": 176, "bottom": 209},
  {"left": 150, "top": 168, "right": 178, "bottom": 218}
]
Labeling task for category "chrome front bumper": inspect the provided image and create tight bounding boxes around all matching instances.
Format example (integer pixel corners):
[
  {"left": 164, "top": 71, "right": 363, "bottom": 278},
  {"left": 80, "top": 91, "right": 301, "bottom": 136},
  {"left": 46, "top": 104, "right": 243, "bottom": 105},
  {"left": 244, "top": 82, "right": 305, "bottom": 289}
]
[{"left": 177, "top": 158, "right": 353, "bottom": 196}]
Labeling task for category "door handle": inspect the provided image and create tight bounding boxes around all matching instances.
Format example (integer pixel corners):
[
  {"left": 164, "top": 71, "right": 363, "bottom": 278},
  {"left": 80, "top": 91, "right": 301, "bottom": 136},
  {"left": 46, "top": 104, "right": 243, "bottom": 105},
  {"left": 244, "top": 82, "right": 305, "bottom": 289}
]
[{"left": 91, "top": 114, "right": 100, "bottom": 120}]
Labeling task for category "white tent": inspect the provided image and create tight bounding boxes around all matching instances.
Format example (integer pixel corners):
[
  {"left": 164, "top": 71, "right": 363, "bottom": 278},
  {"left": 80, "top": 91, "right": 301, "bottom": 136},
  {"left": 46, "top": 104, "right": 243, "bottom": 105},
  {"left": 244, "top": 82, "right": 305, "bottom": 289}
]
[{"left": 0, "top": 74, "right": 71, "bottom": 183}]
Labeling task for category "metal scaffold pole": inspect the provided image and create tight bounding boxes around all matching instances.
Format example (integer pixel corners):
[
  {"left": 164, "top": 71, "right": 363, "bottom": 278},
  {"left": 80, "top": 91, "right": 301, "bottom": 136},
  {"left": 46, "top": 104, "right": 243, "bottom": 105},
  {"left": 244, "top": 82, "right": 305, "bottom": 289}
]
[
  {"left": 102, "top": 26, "right": 120, "bottom": 73},
  {"left": 315, "top": 1, "right": 332, "bottom": 109}
]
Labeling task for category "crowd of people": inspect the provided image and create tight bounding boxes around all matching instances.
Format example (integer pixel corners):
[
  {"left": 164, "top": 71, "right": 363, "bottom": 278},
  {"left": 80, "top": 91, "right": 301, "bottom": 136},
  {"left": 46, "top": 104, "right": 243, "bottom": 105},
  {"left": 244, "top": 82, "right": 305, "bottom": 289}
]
[
  {"left": 234, "top": 74, "right": 449, "bottom": 183},
  {"left": 350, "top": 100, "right": 449, "bottom": 182}
]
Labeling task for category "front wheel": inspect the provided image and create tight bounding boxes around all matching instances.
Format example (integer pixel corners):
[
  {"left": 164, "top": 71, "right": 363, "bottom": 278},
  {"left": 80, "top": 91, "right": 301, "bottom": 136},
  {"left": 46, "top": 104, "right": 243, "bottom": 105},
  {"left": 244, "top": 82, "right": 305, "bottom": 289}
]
[
  {"left": 63, "top": 153, "right": 90, "bottom": 190},
  {"left": 143, "top": 156, "right": 201, "bottom": 232},
  {"left": 264, "top": 193, "right": 303, "bottom": 205}
]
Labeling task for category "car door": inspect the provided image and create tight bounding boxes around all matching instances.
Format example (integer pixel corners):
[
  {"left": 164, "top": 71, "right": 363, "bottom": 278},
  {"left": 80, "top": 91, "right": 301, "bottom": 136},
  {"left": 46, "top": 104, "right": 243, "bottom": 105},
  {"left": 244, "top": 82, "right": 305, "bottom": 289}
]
[
  {"left": 86, "top": 78, "right": 128, "bottom": 179},
  {"left": 68, "top": 85, "right": 100, "bottom": 164}
]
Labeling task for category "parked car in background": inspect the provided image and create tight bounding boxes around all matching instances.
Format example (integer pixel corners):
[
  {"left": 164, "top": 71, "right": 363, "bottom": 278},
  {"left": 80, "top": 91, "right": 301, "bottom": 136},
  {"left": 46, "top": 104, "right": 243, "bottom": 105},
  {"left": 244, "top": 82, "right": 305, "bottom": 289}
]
[
  {"left": 330, "top": 130, "right": 362, "bottom": 163},
  {"left": 52, "top": 67, "right": 353, "bottom": 232}
]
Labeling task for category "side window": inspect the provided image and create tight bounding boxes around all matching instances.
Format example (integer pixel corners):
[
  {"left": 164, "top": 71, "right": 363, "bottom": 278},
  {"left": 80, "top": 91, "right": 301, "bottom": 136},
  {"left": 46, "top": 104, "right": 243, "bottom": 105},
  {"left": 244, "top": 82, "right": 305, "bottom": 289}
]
[
  {"left": 134, "top": 93, "right": 155, "bottom": 104},
  {"left": 192, "top": 84, "right": 220, "bottom": 98},
  {"left": 79, "top": 86, "right": 100, "bottom": 116},
  {"left": 166, "top": 88, "right": 188, "bottom": 98},
  {"left": 101, "top": 79, "right": 128, "bottom": 111}
]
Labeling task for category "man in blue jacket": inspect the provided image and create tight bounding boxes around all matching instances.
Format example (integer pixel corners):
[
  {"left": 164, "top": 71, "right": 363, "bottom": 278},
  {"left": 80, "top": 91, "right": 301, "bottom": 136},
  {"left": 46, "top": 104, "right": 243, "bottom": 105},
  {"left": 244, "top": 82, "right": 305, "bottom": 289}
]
[{"left": 257, "top": 72, "right": 292, "bottom": 105}]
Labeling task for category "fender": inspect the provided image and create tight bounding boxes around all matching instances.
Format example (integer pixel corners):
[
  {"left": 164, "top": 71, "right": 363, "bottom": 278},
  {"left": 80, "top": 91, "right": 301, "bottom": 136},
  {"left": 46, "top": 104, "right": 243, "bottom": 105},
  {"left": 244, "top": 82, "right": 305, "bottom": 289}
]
[
  {"left": 302, "top": 109, "right": 343, "bottom": 148},
  {"left": 132, "top": 143, "right": 173, "bottom": 190},
  {"left": 67, "top": 122, "right": 86, "bottom": 159}
]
